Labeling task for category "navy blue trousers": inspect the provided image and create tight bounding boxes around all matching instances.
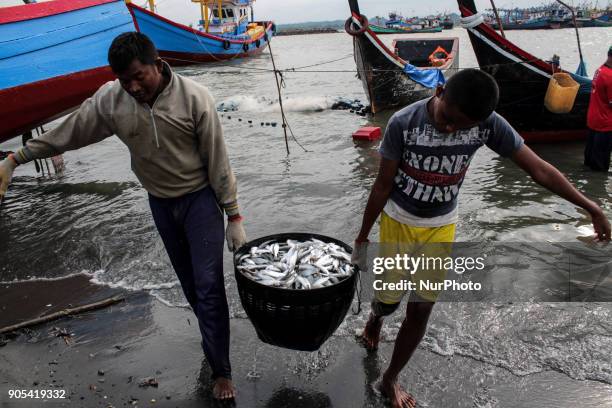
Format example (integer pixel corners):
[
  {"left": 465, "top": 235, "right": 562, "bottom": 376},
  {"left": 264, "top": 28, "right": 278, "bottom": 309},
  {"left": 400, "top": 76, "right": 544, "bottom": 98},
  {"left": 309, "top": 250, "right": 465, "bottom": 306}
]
[
  {"left": 584, "top": 130, "right": 612, "bottom": 171},
  {"left": 149, "top": 186, "right": 231, "bottom": 379}
]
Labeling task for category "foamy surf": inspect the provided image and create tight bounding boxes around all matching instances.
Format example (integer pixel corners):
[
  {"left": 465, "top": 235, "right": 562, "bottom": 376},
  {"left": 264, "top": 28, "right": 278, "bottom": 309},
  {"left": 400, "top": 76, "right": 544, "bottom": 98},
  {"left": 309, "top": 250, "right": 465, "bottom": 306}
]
[
  {"left": 334, "top": 301, "right": 612, "bottom": 385},
  {"left": 0, "top": 270, "right": 95, "bottom": 285},
  {"left": 90, "top": 269, "right": 180, "bottom": 292},
  {"left": 217, "top": 95, "right": 333, "bottom": 113},
  {"left": 422, "top": 303, "right": 612, "bottom": 384}
]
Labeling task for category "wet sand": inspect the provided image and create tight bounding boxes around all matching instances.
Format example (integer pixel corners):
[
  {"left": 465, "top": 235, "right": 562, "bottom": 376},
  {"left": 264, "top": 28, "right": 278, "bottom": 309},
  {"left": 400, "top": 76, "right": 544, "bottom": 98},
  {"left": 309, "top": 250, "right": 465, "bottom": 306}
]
[
  {"left": 0, "top": 274, "right": 122, "bottom": 330},
  {"left": 1, "top": 280, "right": 611, "bottom": 408}
]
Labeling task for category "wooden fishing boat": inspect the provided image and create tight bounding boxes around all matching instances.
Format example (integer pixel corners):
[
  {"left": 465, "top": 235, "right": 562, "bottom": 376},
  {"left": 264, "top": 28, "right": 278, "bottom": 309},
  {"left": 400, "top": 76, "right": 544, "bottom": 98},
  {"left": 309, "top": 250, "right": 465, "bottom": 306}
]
[
  {"left": 370, "top": 24, "right": 443, "bottom": 35},
  {"left": 369, "top": 13, "right": 444, "bottom": 35},
  {"left": 0, "top": 0, "right": 135, "bottom": 143},
  {"left": 564, "top": 17, "right": 612, "bottom": 28},
  {"left": 441, "top": 17, "right": 455, "bottom": 29},
  {"left": 490, "top": 16, "right": 553, "bottom": 30},
  {"left": 457, "top": 0, "right": 592, "bottom": 142},
  {"left": 347, "top": 1, "right": 459, "bottom": 114},
  {"left": 126, "top": 0, "right": 274, "bottom": 66}
]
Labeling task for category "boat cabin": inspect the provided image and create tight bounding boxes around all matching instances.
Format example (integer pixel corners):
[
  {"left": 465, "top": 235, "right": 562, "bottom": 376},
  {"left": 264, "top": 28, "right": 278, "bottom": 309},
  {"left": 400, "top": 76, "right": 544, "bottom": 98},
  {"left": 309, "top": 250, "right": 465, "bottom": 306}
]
[{"left": 191, "top": 0, "right": 258, "bottom": 36}]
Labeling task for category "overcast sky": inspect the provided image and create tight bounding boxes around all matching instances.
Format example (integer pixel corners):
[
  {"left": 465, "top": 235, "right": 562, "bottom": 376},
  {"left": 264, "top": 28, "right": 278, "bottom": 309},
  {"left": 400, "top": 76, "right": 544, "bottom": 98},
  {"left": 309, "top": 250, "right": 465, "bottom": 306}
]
[
  {"left": 1, "top": 0, "right": 610, "bottom": 25},
  {"left": 151, "top": 0, "right": 602, "bottom": 25}
]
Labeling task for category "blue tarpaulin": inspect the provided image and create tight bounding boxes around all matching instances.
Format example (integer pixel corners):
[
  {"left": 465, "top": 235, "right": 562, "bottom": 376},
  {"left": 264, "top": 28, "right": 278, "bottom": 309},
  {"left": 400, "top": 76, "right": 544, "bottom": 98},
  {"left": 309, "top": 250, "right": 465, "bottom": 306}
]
[
  {"left": 575, "top": 59, "right": 588, "bottom": 77},
  {"left": 402, "top": 63, "right": 446, "bottom": 88},
  {"left": 570, "top": 71, "right": 592, "bottom": 94}
]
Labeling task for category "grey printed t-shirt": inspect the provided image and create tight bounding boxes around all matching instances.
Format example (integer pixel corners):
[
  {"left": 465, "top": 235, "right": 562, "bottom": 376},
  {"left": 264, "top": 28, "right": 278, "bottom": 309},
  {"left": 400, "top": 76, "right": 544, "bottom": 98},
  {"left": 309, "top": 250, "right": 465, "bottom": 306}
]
[{"left": 379, "top": 98, "right": 524, "bottom": 218}]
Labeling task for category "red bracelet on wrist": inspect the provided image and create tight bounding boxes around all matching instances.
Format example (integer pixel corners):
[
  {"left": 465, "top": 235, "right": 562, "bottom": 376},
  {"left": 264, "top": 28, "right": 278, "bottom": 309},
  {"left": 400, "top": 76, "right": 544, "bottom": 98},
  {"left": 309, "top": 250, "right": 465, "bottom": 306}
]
[{"left": 228, "top": 214, "right": 243, "bottom": 222}]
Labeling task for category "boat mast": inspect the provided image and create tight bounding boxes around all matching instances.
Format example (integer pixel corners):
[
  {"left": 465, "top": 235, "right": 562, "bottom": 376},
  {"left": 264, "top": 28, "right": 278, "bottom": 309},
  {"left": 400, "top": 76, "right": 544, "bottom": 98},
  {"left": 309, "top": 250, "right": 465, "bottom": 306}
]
[
  {"left": 192, "top": 0, "right": 210, "bottom": 32},
  {"left": 204, "top": 1, "right": 209, "bottom": 32}
]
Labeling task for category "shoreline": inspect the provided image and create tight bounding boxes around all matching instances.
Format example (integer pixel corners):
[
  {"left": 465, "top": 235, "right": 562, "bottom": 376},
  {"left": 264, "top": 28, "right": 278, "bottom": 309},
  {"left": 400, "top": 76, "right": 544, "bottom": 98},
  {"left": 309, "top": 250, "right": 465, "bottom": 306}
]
[{"left": 274, "top": 28, "right": 340, "bottom": 36}]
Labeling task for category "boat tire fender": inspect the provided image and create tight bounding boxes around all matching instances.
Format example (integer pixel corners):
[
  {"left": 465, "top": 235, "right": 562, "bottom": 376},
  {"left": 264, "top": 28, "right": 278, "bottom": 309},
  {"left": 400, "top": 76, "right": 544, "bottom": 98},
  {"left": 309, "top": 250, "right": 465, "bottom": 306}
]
[
  {"left": 243, "top": 42, "right": 249, "bottom": 52},
  {"left": 345, "top": 14, "right": 368, "bottom": 36},
  {"left": 223, "top": 40, "right": 231, "bottom": 50}
]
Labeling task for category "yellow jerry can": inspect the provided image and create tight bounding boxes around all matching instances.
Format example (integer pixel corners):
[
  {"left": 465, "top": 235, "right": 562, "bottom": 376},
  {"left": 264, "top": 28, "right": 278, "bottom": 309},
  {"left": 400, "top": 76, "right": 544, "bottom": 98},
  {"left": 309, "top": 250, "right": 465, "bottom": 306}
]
[{"left": 544, "top": 72, "right": 580, "bottom": 114}]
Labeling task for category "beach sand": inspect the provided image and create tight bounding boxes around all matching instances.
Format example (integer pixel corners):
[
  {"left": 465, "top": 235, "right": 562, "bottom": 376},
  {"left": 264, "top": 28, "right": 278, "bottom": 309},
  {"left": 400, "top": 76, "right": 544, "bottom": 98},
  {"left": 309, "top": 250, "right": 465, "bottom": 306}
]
[{"left": 1, "top": 276, "right": 611, "bottom": 407}]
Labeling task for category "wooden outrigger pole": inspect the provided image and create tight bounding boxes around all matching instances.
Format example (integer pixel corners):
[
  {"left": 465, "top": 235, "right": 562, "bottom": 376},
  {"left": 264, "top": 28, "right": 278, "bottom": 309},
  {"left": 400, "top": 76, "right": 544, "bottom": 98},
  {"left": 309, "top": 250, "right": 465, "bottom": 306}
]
[
  {"left": 556, "top": 0, "right": 585, "bottom": 74},
  {"left": 489, "top": 0, "right": 506, "bottom": 38}
]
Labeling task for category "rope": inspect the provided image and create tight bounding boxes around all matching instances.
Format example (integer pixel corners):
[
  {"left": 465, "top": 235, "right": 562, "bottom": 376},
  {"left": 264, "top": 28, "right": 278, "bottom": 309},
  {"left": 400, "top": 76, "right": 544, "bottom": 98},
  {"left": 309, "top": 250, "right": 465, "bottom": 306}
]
[
  {"left": 167, "top": 55, "right": 550, "bottom": 76},
  {"left": 266, "top": 42, "right": 309, "bottom": 154},
  {"left": 460, "top": 12, "right": 486, "bottom": 28},
  {"left": 283, "top": 53, "right": 354, "bottom": 71},
  {"left": 187, "top": 23, "right": 249, "bottom": 64},
  {"left": 268, "top": 44, "right": 290, "bottom": 154}
]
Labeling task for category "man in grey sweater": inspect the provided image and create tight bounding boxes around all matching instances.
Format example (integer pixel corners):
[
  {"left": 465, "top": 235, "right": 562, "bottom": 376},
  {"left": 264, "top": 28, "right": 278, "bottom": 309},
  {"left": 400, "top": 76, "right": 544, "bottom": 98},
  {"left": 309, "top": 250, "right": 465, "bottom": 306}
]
[{"left": 0, "top": 32, "right": 244, "bottom": 400}]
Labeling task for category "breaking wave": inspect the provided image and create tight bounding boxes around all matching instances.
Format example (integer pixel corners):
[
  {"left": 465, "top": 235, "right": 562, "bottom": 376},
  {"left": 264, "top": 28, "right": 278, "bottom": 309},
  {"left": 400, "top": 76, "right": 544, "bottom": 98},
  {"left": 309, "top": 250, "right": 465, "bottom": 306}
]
[
  {"left": 90, "top": 264, "right": 180, "bottom": 292},
  {"left": 0, "top": 271, "right": 95, "bottom": 284},
  {"left": 217, "top": 95, "right": 333, "bottom": 113}
]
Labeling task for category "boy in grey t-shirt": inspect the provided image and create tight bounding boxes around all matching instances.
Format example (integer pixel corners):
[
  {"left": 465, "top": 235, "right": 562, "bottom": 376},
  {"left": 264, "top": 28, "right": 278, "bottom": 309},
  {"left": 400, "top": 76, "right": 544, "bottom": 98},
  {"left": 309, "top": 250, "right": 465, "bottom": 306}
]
[{"left": 351, "top": 69, "right": 610, "bottom": 408}]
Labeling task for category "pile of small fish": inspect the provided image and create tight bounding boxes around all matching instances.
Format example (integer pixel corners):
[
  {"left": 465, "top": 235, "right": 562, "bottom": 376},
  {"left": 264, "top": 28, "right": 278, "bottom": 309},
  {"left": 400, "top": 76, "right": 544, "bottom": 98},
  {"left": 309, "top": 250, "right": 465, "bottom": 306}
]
[{"left": 237, "top": 238, "right": 355, "bottom": 290}]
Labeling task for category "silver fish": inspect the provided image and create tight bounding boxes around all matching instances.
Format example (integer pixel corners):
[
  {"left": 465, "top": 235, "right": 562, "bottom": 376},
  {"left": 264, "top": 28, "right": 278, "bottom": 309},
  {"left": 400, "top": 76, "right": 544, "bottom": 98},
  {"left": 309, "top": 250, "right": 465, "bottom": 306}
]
[{"left": 238, "top": 238, "right": 354, "bottom": 290}]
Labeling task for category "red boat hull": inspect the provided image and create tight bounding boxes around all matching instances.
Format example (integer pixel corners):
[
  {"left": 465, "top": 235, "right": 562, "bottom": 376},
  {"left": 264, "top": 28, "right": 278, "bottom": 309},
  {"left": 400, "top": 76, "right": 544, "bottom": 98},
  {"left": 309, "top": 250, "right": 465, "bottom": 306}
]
[{"left": 0, "top": 67, "right": 114, "bottom": 143}]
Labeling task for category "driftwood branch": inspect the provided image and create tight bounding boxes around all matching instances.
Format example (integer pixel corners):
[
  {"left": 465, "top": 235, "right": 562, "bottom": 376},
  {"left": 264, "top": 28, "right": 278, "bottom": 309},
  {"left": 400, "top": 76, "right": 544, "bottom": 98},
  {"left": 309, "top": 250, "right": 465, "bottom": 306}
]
[{"left": 0, "top": 295, "right": 125, "bottom": 334}]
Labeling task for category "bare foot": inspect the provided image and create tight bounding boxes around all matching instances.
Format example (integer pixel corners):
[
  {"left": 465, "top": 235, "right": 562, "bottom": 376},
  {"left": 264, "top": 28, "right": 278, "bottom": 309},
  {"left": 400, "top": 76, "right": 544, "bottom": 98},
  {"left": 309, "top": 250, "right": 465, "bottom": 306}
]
[
  {"left": 377, "top": 378, "right": 416, "bottom": 408},
  {"left": 357, "top": 313, "right": 383, "bottom": 351},
  {"left": 212, "top": 377, "right": 235, "bottom": 400}
]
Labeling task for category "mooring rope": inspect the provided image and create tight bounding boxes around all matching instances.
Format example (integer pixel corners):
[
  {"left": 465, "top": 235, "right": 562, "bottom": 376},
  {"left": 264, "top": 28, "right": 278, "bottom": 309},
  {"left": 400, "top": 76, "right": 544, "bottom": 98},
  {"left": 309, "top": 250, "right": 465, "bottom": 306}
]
[{"left": 266, "top": 42, "right": 309, "bottom": 154}]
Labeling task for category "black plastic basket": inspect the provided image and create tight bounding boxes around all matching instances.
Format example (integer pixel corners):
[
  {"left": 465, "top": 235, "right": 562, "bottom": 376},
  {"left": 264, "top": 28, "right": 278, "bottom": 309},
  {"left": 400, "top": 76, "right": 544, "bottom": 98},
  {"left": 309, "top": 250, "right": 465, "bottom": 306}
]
[{"left": 234, "top": 233, "right": 358, "bottom": 351}]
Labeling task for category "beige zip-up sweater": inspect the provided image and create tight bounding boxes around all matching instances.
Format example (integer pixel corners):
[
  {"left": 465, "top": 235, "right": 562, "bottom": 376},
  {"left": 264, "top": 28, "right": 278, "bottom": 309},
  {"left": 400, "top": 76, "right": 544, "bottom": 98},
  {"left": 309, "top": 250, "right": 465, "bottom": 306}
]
[{"left": 17, "top": 63, "right": 238, "bottom": 215}]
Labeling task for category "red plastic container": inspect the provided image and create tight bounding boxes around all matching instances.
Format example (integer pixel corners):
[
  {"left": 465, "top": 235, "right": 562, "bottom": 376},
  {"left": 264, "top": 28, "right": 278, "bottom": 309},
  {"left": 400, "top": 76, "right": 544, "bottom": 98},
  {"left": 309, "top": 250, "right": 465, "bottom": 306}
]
[{"left": 352, "top": 126, "right": 382, "bottom": 141}]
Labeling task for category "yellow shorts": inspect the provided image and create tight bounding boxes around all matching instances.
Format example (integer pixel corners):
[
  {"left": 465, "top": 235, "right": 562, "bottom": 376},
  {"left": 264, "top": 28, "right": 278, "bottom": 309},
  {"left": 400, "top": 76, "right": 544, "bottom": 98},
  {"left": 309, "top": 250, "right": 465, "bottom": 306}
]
[{"left": 375, "top": 212, "right": 455, "bottom": 303}]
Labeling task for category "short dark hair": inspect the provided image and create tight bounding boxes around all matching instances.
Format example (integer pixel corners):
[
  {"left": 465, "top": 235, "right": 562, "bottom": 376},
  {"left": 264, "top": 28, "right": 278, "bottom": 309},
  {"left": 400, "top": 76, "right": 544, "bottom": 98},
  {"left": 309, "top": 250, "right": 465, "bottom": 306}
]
[
  {"left": 108, "top": 32, "right": 159, "bottom": 73},
  {"left": 608, "top": 45, "right": 612, "bottom": 57},
  {"left": 443, "top": 69, "right": 500, "bottom": 121}
]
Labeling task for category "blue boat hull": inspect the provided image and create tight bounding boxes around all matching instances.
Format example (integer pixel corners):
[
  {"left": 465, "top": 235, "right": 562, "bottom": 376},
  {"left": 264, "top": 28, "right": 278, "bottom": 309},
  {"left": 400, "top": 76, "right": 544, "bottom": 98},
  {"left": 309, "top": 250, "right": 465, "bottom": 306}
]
[
  {"left": 127, "top": 4, "right": 274, "bottom": 65},
  {"left": 491, "top": 18, "right": 552, "bottom": 30},
  {"left": 0, "top": 0, "right": 135, "bottom": 142}
]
